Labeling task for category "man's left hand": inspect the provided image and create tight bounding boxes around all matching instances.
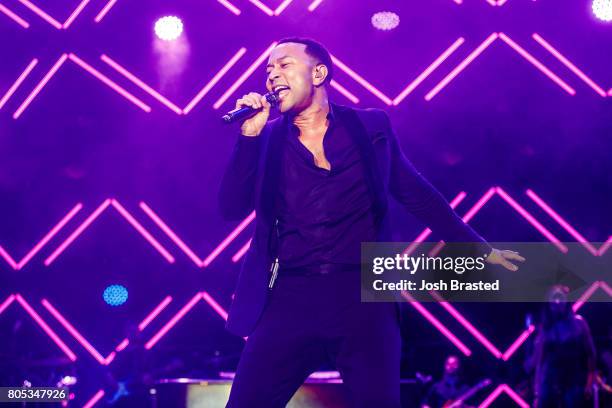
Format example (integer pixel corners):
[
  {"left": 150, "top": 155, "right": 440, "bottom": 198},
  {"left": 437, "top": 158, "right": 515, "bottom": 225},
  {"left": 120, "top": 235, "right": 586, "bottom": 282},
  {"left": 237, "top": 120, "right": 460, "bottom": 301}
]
[{"left": 485, "top": 248, "right": 525, "bottom": 271}]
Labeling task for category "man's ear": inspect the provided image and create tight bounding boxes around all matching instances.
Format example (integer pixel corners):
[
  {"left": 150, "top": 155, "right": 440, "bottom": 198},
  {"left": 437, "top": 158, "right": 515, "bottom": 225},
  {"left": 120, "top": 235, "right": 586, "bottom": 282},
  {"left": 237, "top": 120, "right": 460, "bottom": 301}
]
[{"left": 313, "top": 64, "right": 328, "bottom": 86}]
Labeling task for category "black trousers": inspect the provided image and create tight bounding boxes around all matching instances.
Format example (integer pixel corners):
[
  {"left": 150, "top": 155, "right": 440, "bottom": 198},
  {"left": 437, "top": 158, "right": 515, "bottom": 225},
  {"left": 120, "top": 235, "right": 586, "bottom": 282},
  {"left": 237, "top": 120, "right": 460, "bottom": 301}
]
[{"left": 226, "top": 271, "right": 401, "bottom": 408}]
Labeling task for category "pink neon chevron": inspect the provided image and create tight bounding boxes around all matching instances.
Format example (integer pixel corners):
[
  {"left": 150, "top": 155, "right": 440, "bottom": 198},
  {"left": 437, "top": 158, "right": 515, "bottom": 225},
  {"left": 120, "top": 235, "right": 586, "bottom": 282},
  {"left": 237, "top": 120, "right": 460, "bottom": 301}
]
[
  {"left": 202, "top": 291, "right": 229, "bottom": 320},
  {"left": 45, "top": 199, "right": 111, "bottom": 265},
  {"left": 0, "top": 294, "right": 16, "bottom": 314},
  {"left": 0, "top": 3, "right": 29, "bottom": 28},
  {"left": 572, "top": 281, "right": 601, "bottom": 312},
  {"left": 526, "top": 189, "right": 602, "bottom": 256},
  {"left": 217, "top": 0, "right": 241, "bottom": 15},
  {"left": 479, "top": 384, "right": 530, "bottom": 408},
  {"left": 598, "top": 236, "right": 612, "bottom": 256},
  {"left": 426, "top": 33, "right": 499, "bottom": 101},
  {"left": 401, "top": 291, "right": 472, "bottom": 356},
  {"left": 82, "top": 389, "right": 104, "bottom": 408},
  {"left": 214, "top": 42, "right": 278, "bottom": 109},
  {"left": 600, "top": 281, "right": 612, "bottom": 297},
  {"left": 62, "top": 0, "right": 91, "bottom": 29},
  {"left": 145, "top": 292, "right": 203, "bottom": 349},
  {"left": 203, "top": 211, "right": 256, "bottom": 267},
  {"left": 498, "top": 32, "right": 575, "bottom": 95},
  {"left": 330, "top": 80, "right": 360, "bottom": 104},
  {"left": 110, "top": 199, "right": 175, "bottom": 263},
  {"left": 274, "top": 0, "right": 294, "bottom": 15},
  {"left": 331, "top": 55, "right": 393, "bottom": 105},
  {"left": 232, "top": 238, "right": 252, "bottom": 263},
  {"left": 532, "top": 33, "right": 606, "bottom": 97},
  {"left": 13, "top": 54, "right": 68, "bottom": 119},
  {"left": 94, "top": 0, "right": 117, "bottom": 23},
  {"left": 68, "top": 54, "right": 152, "bottom": 112},
  {"left": 11, "top": 294, "right": 77, "bottom": 360},
  {"left": 138, "top": 295, "right": 173, "bottom": 331},
  {"left": 16, "top": 0, "right": 62, "bottom": 29},
  {"left": 0, "top": 203, "right": 82, "bottom": 270},
  {"left": 0, "top": 59, "right": 38, "bottom": 109},
  {"left": 501, "top": 324, "right": 535, "bottom": 361},
  {"left": 308, "top": 0, "right": 324, "bottom": 11},
  {"left": 41, "top": 299, "right": 107, "bottom": 364},
  {"left": 394, "top": 38, "right": 465, "bottom": 105},
  {"left": 248, "top": 0, "right": 274, "bottom": 16}
]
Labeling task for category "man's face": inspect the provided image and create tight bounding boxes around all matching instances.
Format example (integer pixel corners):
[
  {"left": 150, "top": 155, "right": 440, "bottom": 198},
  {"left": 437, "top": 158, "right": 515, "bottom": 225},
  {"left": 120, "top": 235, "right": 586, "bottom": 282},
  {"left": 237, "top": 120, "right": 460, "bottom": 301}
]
[
  {"left": 444, "top": 356, "right": 460, "bottom": 375},
  {"left": 265, "top": 42, "right": 319, "bottom": 113}
]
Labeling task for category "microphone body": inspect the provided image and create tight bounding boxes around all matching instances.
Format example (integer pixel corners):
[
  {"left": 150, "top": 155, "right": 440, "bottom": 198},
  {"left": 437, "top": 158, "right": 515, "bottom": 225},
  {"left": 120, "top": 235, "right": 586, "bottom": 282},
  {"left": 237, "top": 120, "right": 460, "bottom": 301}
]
[{"left": 221, "top": 91, "right": 280, "bottom": 124}]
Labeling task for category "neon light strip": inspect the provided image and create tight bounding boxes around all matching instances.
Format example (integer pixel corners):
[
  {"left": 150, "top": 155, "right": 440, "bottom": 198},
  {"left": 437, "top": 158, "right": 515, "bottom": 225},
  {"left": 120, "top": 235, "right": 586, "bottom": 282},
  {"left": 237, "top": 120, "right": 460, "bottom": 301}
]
[
  {"left": 532, "top": 34, "right": 606, "bottom": 97},
  {"left": 0, "top": 3, "right": 29, "bottom": 28},
  {"left": 13, "top": 54, "right": 67, "bottom": 119},
  {"left": 274, "top": 0, "right": 293, "bottom": 15},
  {"left": 401, "top": 291, "right": 472, "bottom": 356},
  {"left": 0, "top": 245, "right": 18, "bottom": 269},
  {"left": 103, "top": 352, "right": 116, "bottom": 365},
  {"left": 93, "top": 0, "right": 117, "bottom": 23},
  {"left": 330, "top": 80, "right": 360, "bottom": 104},
  {"left": 82, "top": 389, "right": 104, "bottom": 408},
  {"left": 41, "top": 299, "right": 106, "bottom": 364},
  {"left": 14, "top": 294, "right": 77, "bottom": 360},
  {"left": 249, "top": 0, "right": 274, "bottom": 16},
  {"left": 572, "top": 281, "right": 600, "bottom": 312},
  {"left": 213, "top": 42, "right": 277, "bottom": 109},
  {"left": 202, "top": 211, "right": 256, "bottom": 267},
  {"left": 425, "top": 33, "right": 498, "bottom": 101},
  {"left": 145, "top": 293, "right": 203, "bottom": 349},
  {"left": 183, "top": 47, "right": 247, "bottom": 114},
  {"left": 100, "top": 54, "right": 182, "bottom": 114},
  {"left": 496, "top": 0, "right": 509, "bottom": 6},
  {"left": 502, "top": 325, "right": 534, "bottom": 361},
  {"left": 0, "top": 59, "right": 38, "bottom": 109},
  {"left": 110, "top": 199, "right": 175, "bottom": 263},
  {"left": 201, "top": 291, "right": 229, "bottom": 321},
  {"left": 0, "top": 294, "right": 16, "bottom": 314},
  {"left": 394, "top": 38, "right": 465, "bottom": 105},
  {"left": 479, "top": 384, "right": 529, "bottom": 408},
  {"left": 402, "top": 192, "right": 467, "bottom": 256},
  {"left": 45, "top": 199, "right": 112, "bottom": 266},
  {"left": 232, "top": 238, "right": 252, "bottom": 262},
  {"left": 115, "top": 338, "right": 129, "bottom": 351},
  {"left": 600, "top": 281, "right": 612, "bottom": 297},
  {"left": 486, "top": 0, "right": 497, "bottom": 5},
  {"left": 495, "top": 187, "right": 568, "bottom": 252},
  {"left": 431, "top": 293, "right": 502, "bottom": 358},
  {"left": 498, "top": 32, "right": 575, "bottom": 95},
  {"left": 453, "top": 0, "right": 462, "bottom": 4},
  {"left": 217, "top": 0, "right": 241, "bottom": 15},
  {"left": 139, "top": 202, "right": 201, "bottom": 265},
  {"left": 501, "top": 384, "right": 530, "bottom": 408},
  {"left": 16, "top": 203, "right": 83, "bottom": 270},
  {"left": 68, "top": 54, "right": 152, "bottom": 112},
  {"left": 138, "top": 295, "right": 173, "bottom": 331},
  {"left": 526, "top": 189, "right": 598, "bottom": 255},
  {"left": 609, "top": 88, "right": 612, "bottom": 97},
  {"left": 16, "top": 0, "right": 62, "bottom": 29},
  {"left": 331, "top": 55, "right": 393, "bottom": 105},
  {"left": 308, "top": 0, "right": 324, "bottom": 11},
  {"left": 598, "top": 236, "right": 612, "bottom": 256},
  {"left": 62, "top": 0, "right": 91, "bottom": 29}
]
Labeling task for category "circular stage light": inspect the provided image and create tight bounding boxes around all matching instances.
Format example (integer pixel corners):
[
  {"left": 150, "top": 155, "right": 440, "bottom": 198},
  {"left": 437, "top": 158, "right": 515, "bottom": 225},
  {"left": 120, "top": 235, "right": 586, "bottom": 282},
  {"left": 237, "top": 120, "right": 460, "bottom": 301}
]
[
  {"left": 371, "top": 11, "right": 400, "bottom": 31},
  {"left": 593, "top": 0, "right": 612, "bottom": 22},
  {"left": 103, "top": 284, "right": 128, "bottom": 306},
  {"left": 154, "top": 16, "right": 184, "bottom": 41}
]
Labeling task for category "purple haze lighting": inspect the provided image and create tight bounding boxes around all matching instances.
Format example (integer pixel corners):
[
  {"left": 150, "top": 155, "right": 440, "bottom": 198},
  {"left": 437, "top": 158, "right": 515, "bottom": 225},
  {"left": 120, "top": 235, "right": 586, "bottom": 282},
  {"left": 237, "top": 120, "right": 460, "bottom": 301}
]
[
  {"left": 371, "top": 11, "right": 400, "bottom": 31},
  {"left": 593, "top": 0, "right": 612, "bottom": 22},
  {"left": 154, "top": 16, "right": 183, "bottom": 41}
]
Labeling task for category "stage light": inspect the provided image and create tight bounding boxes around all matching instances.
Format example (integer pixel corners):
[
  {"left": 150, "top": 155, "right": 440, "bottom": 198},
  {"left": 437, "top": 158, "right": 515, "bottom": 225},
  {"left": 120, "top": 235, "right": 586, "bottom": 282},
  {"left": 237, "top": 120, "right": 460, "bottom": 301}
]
[
  {"left": 593, "top": 0, "right": 612, "bottom": 21},
  {"left": 371, "top": 11, "right": 400, "bottom": 31},
  {"left": 154, "top": 16, "right": 183, "bottom": 41},
  {"left": 103, "top": 284, "right": 128, "bottom": 306}
]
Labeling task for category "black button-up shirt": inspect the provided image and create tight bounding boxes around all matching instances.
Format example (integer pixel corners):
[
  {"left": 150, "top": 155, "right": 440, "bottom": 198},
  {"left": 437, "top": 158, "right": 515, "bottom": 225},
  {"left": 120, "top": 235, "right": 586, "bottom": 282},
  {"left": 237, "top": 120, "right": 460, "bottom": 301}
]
[{"left": 276, "top": 105, "right": 377, "bottom": 268}]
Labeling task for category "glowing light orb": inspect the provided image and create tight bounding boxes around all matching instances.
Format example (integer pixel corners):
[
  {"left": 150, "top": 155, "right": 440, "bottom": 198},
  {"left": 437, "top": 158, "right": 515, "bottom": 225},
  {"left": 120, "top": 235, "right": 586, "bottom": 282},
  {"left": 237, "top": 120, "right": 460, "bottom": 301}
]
[
  {"left": 593, "top": 0, "right": 612, "bottom": 22},
  {"left": 154, "top": 16, "right": 184, "bottom": 41},
  {"left": 103, "top": 284, "right": 128, "bottom": 306},
  {"left": 371, "top": 11, "right": 400, "bottom": 31}
]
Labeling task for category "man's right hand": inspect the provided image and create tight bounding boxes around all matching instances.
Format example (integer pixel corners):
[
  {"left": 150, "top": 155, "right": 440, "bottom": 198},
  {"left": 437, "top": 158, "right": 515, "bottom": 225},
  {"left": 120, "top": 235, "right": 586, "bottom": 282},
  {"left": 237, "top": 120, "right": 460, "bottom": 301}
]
[{"left": 236, "top": 92, "right": 271, "bottom": 137}]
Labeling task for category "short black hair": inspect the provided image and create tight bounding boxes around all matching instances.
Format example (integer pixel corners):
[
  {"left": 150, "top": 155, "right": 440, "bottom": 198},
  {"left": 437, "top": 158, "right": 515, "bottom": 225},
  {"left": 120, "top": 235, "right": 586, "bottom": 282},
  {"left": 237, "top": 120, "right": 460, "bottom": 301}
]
[{"left": 277, "top": 37, "right": 333, "bottom": 84}]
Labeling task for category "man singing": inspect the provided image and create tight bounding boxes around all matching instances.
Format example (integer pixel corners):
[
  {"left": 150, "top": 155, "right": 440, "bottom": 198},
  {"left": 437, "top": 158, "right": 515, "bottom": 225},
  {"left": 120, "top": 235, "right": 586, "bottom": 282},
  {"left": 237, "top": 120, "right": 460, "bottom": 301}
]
[{"left": 219, "top": 38, "right": 523, "bottom": 407}]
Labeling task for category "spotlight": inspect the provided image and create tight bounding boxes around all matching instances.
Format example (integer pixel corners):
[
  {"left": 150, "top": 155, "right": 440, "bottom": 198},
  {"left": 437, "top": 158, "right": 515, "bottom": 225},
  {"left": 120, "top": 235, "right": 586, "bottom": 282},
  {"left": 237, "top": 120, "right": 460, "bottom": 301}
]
[
  {"left": 371, "top": 11, "right": 400, "bottom": 31},
  {"left": 103, "top": 284, "right": 128, "bottom": 306},
  {"left": 154, "top": 16, "right": 184, "bottom": 41},
  {"left": 593, "top": 0, "right": 612, "bottom": 22}
]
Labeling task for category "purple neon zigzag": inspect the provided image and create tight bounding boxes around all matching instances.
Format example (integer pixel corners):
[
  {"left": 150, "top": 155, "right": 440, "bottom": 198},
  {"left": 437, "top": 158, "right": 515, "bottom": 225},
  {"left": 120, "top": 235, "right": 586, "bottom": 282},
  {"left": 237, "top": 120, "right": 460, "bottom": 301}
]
[{"left": 13, "top": 0, "right": 93, "bottom": 30}]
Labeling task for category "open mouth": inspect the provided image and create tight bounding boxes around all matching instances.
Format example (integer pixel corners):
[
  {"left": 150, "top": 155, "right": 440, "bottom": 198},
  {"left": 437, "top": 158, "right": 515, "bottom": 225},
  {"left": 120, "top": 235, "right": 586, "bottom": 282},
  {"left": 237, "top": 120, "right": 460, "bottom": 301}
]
[{"left": 272, "top": 85, "right": 290, "bottom": 99}]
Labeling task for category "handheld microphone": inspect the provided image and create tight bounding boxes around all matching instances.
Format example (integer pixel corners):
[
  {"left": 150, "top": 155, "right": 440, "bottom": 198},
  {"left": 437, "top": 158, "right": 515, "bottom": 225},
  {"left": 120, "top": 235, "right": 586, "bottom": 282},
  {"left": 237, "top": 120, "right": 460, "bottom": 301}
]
[{"left": 221, "top": 90, "right": 281, "bottom": 124}]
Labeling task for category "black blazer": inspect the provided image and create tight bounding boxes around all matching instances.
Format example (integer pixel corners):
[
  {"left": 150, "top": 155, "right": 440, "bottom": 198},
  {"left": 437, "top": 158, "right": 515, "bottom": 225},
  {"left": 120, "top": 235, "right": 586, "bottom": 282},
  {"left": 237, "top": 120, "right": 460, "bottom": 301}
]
[{"left": 219, "top": 103, "right": 489, "bottom": 336}]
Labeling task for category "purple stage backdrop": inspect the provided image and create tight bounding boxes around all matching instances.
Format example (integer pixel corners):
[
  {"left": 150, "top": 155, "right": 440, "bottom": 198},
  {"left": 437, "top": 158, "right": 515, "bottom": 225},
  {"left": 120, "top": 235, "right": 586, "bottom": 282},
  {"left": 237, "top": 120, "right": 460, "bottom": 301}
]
[{"left": 1, "top": 0, "right": 611, "bottom": 406}]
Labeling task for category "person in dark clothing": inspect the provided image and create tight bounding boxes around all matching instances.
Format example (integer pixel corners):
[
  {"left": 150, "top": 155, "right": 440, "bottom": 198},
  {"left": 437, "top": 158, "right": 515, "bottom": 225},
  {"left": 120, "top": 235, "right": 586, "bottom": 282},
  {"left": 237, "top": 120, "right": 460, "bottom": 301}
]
[
  {"left": 421, "top": 355, "right": 470, "bottom": 408},
  {"left": 219, "top": 37, "right": 524, "bottom": 408},
  {"left": 534, "top": 285, "right": 597, "bottom": 408}
]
